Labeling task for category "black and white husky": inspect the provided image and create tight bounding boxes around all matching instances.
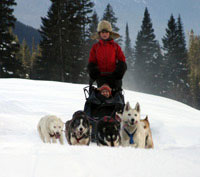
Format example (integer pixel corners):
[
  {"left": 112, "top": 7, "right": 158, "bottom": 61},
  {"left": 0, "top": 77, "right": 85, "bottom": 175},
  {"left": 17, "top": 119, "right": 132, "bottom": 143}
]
[
  {"left": 117, "top": 102, "right": 145, "bottom": 148},
  {"left": 65, "top": 111, "right": 91, "bottom": 145},
  {"left": 96, "top": 116, "right": 121, "bottom": 147}
]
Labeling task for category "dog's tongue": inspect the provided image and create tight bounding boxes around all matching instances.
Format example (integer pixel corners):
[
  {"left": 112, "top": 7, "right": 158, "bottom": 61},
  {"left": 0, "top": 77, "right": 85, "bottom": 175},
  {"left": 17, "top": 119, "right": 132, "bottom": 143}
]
[{"left": 55, "top": 133, "right": 60, "bottom": 139}]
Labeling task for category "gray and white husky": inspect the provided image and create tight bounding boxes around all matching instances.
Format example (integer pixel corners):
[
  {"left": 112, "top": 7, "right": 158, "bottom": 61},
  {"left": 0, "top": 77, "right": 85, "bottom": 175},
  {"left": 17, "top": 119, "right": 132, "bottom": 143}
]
[{"left": 117, "top": 102, "right": 145, "bottom": 148}]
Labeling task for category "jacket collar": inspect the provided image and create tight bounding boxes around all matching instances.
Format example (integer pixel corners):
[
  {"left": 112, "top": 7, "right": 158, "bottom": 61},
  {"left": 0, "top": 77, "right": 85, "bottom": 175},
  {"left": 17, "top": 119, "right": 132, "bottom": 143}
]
[{"left": 99, "top": 39, "right": 114, "bottom": 45}]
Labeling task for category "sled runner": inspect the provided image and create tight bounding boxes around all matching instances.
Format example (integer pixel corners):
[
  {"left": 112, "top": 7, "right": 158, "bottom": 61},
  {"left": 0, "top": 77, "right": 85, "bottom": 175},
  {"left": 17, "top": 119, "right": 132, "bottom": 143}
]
[{"left": 83, "top": 83, "right": 125, "bottom": 142}]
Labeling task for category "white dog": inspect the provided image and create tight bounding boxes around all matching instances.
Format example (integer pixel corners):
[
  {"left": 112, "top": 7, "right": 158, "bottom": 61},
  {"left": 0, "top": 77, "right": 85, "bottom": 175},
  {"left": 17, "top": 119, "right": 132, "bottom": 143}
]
[
  {"left": 37, "top": 115, "right": 64, "bottom": 144},
  {"left": 117, "top": 102, "right": 145, "bottom": 148}
]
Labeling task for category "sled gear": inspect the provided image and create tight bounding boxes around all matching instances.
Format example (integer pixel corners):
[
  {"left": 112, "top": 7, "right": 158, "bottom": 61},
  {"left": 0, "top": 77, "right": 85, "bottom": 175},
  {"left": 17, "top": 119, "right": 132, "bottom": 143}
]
[
  {"left": 84, "top": 86, "right": 124, "bottom": 118},
  {"left": 91, "top": 20, "right": 120, "bottom": 40},
  {"left": 83, "top": 85, "right": 125, "bottom": 143}
]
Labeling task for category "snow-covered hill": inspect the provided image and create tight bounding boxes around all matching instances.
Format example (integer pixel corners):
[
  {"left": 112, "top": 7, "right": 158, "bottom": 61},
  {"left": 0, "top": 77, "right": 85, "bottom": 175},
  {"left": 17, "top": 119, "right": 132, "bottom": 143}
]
[{"left": 0, "top": 79, "right": 200, "bottom": 177}]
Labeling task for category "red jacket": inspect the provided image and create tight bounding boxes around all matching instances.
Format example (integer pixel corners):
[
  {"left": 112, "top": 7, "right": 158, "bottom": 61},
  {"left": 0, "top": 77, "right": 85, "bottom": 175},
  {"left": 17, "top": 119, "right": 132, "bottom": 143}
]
[{"left": 89, "top": 39, "right": 126, "bottom": 75}]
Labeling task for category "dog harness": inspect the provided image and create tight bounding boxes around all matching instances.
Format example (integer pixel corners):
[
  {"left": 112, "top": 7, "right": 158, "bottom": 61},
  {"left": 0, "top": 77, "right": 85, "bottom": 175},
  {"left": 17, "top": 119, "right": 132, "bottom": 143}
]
[
  {"left": 73, "top": 132, "right": 90, "bottom": 144},
  {"left": 124, "top": 128, "right": 137, "bottom": 144}
]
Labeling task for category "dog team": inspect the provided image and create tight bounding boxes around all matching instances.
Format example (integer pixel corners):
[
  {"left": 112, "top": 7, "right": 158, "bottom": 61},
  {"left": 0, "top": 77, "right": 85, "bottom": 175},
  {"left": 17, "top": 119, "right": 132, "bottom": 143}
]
[
  {"left": 37, "top": 20, "right": 155, "bottom": 148},
  {"left": 37, "top": 102, "right": 154, "bottom": 148}
]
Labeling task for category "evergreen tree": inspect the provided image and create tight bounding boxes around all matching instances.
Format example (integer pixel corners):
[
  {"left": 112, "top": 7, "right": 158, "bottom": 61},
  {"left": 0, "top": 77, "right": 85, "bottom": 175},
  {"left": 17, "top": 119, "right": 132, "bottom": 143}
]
[
  {"left": 70, "top": 0, "right": 94, "bottom": 83},
  {"left": 18, "top": 40, "right": 31, "bottom": 78},
  {"left": 38, "top": 0, "right": 69, "bottom": 81},
  {"left": 88, "top": 10, "right": 99, "bottom": 46},
  {"left": 162, "top": 14, "right": 189, "bottom": 103},
  {"left": 0, "top": 0, "right": 23, "bottom": 78},
  {"left": 124, "top": 23, "right": 133, "bottom": 62},
  {"left": 153, "top": 41, "right": 164, "bottom": 95},
  {"left": 133, "top": 7, "right": 163, "bottom": 94},
  {"left": 102, "top": 3, "right": 122, "bottom": 45},
  {"left": 188, "top": 31, "right": 200, "bottom": 108},
  {"left": 29, "top": 38, "right": 37, "bottom": 78},
  {"left": 36, "top": 0, "right": 94, "bottom": 82},
  {"left": 175, "top": 15, "right": 189, "bottom": 102},
  {"left": 83, "top": 10, "right": 99, "bottom": 83},
  {"left": 162, "top": 15, "right": 177, "bottom": 96},
  {"left": 123, "top": 23, "right": 134, "bottom": 89},
  {"left": 31, "top": 44, "right": 43, "bottom": 80}
]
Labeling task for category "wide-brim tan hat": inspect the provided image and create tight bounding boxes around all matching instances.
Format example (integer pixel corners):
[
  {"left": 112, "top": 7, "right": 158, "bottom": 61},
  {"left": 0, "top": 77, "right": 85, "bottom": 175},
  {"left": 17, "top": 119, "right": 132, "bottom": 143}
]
[{"left": 90, "top": 20, "right": 120, "bottom": 40}]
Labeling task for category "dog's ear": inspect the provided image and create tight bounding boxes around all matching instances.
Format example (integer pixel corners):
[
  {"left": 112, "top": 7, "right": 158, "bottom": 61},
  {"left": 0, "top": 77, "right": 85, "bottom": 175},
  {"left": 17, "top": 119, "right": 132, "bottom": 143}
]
[
  {"left": 124, "top": 102, "right": 131, "bottom": 111},
  {"left": 114, "top": 125, "right": 119, "bottom": 131},
  {"left": 58, "top": 118, "right": 64, "bottom": 126},
  {"left": 135, "top": 102, "right": 140, "bottom": 113},
  {"left": 115, "top": 113, "right": 122, "bottom": 123},
  {"left": 115, "top": 112, "right": 122, "bottom": 118},
  {"left": 145, "top": 115, "right": 148, "bottom": 120}
]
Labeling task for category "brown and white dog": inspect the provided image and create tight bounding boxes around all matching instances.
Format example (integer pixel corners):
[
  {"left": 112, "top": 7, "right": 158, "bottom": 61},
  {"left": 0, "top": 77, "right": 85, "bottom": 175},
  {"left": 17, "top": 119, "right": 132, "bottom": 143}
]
[
  {"left": 141, "top": 116, "right": 154, "bottom": 149},
  {"left": 117, "top": 102, "right": 145, "bottom": 148},
  {"left": 65, "top": 111, "right": 91, "bottom": 145}
]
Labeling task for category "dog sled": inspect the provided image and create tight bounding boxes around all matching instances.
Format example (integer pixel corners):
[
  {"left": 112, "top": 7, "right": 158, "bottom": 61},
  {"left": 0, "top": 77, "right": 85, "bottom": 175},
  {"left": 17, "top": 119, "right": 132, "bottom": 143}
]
[{"left": 83, "top": 83, "right": 125, "bottom": 142}]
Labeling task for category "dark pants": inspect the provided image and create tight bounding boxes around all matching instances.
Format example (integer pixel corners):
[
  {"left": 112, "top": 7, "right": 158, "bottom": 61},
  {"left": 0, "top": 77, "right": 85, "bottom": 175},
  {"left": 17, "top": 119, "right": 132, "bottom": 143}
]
[{"left": 95, "top": 76, "right": 122, "bottom": 91}]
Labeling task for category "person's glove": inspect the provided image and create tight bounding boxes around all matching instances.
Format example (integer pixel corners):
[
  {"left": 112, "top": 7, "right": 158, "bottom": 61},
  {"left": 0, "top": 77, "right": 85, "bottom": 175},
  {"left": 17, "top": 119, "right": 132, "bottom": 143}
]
[
  {"left": 87, "top": 62, "right": 100, "bottom": 80},
  {"left": 112, "top": 61, "right": 127, "bottom": 80}
]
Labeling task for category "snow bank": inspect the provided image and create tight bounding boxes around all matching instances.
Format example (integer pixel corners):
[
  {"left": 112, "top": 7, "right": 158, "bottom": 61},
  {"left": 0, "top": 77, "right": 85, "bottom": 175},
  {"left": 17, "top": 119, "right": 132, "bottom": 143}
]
[{"left": 0, "top": 79, "right": 200, "bottom": 177}]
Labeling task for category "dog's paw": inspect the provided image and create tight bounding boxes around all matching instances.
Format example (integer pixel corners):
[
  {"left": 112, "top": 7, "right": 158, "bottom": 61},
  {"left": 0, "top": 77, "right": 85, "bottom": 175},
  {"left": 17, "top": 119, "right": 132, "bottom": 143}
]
[{"left": 131, "top": 143, "right": 137, "bottom": 148}]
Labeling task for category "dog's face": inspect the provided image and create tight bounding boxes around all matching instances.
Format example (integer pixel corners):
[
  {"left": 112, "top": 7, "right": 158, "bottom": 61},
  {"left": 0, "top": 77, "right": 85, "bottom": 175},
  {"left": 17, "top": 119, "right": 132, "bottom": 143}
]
[
  {"left": 97, "top": 118, "right": 120, "bottom": 147},
  {"left": 103, "top": 122, "right": 120, "bottom": 147},
  {"left": 49, "top": 119, "right": 64, "bottom": 138},
  {"left": 120, "top": 102, "right": 141, "bottom": 127},
  {"left": 71, "top": 111, "right": 90, "bottom": 138}
]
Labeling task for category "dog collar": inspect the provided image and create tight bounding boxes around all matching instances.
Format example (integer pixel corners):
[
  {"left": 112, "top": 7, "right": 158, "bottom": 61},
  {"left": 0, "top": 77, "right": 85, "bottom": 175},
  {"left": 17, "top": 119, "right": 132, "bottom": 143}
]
[
  {"left": 73, "top": 131, "right": 90, "bottom": 143},
  {"left": 75, "top": 136, "right": 84, "bottom": 143},
  {"left": 124, "top": 128, "right": 137, "bottom": 144}
]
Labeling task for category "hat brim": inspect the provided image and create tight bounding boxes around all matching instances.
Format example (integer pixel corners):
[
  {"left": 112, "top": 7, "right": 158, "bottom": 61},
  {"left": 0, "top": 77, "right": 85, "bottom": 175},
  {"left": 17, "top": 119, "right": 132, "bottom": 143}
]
[{"left": 90, "top": 31, "right": 120, "bottom": 40}]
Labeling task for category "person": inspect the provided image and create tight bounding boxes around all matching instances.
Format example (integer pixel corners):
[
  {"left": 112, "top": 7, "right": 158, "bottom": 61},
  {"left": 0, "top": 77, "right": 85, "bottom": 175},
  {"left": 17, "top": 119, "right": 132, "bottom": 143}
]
[
  {"left": 97, "top": 84, "right": 123, "bottom": 113},
  {"left": 87, "top": 20, "right": 127, "bottom": 91},
  {"left": 84, "top": 83, "right": 123, "bottom": 142},
  {"left": 97, "top": 84, "right": 112, "bottom": 99}
]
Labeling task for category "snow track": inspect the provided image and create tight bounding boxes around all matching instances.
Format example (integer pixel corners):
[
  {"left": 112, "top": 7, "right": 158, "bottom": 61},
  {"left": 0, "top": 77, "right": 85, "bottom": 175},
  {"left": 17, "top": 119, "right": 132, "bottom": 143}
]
[{"left": 0, "top": 79, "right": 200, "bottom": 177}]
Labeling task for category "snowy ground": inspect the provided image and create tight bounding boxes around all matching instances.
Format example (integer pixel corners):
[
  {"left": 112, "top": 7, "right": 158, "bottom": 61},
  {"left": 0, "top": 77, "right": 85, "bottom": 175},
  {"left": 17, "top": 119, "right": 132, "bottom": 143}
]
[{"left": 0, "top": 78, "right": 200, "bottom": 177}]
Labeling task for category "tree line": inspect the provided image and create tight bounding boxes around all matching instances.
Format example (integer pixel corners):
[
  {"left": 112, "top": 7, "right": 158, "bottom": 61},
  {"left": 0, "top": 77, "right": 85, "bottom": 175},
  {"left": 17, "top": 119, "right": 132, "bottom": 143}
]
[{"left": 1, "top": 0, "right": 200, "bottom": 109}]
